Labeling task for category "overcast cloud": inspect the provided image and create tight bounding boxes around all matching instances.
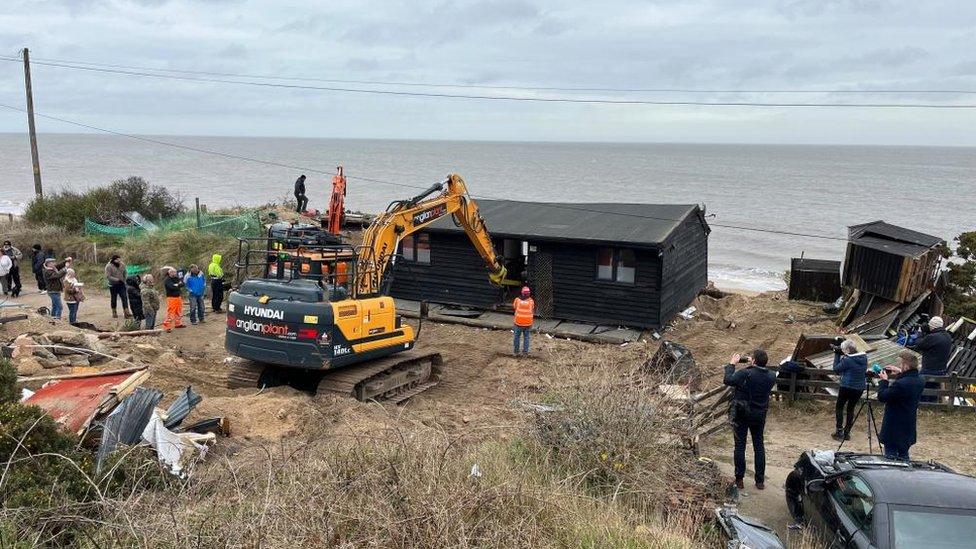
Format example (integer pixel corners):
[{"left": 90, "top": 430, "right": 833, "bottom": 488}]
[{"left": 1, "top": 0, "right": 975, "bottom": 144}]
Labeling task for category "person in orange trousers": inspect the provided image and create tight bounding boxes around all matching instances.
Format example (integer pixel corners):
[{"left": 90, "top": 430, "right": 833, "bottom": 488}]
[
  {"left": 512, "top": 286, "right": 534, "bottom": 356},
  {"left": 162, "top": 267, "right": 186, "bottom": 332}
]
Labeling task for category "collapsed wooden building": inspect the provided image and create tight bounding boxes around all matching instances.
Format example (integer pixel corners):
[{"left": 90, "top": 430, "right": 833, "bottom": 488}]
[
  {"left": 837, "top": 220, "right": 945, "bottom": 335},
  {"left": 391, "top": 200, "right": 710, "bottom": 329}
]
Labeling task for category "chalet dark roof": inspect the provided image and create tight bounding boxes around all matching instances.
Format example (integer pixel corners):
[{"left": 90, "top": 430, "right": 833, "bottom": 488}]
[
  {"left": 847, "top": 221, "right": 944, "bottom": 258},
  {"left": 427, "top": 199, "right": 706, "bottom": 247},
  {"left": 791, "top": 258, "right": 840, "bottom": 273}
]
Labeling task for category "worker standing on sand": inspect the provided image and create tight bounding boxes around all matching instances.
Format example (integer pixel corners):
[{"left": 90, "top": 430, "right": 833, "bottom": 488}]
[
  {"left": 184, "top": 264, "right": 207, "bottom": 325},
  {"left": 513, "top": 286, "right": 534, "bottom": 357},
  {"left": 162, "top": 267, "right": 186, "bottom": 332},
  {"left": 104, "top": 255, "right": 132, "bottom": 319},
  {"left": 141, "top": 274, "right": 160, "bottom": 329},
  {"left": 294, "top": 174, "right": 308, "bottom": 213},
  {"left": 208, "top": 254, "right": 225, "bottom": 313},
  {"left": 724, "top": 350, "right": 776, "bottom": 491}
]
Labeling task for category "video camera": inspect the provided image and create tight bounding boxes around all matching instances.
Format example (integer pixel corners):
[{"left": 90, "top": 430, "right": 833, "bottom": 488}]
[{"left": 829, "top": 336, "right": 845, "bottom": 353}]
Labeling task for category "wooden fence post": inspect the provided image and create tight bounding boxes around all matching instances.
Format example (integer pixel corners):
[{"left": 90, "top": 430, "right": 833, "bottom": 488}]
[{"left": 948, "top": 372, "right": 959, "bottom": 410}]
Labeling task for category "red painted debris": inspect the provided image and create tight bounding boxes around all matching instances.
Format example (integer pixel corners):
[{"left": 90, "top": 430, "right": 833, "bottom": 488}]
[{"left": 24, "top": 372, "right": 134, "bottom": 434}]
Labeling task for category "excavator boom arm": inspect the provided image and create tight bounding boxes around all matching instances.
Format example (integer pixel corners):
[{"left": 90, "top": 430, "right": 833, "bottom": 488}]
[{"left": 356, "top": 173, "right": 509, "bottom": 296}]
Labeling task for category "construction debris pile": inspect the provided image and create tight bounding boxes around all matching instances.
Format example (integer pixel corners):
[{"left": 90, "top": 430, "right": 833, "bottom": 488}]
[{"left": 6, "top": 328, "right": 228, "bottom": 478}]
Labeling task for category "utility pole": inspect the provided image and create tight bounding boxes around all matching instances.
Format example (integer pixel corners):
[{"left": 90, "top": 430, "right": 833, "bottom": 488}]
[{"left": 23, "top": 48, "right": 43, "bottom": 197}]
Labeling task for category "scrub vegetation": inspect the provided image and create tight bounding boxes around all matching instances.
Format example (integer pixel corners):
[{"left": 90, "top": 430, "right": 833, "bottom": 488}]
[
  {"left": 24, "top": 177, "right": 185, "bottom": 231},
  {"left": 0, "top": 354, "right": 721, "bottom": 547},
  {"left": 941, "top": 230, "right": 976, "bottom": 319}
]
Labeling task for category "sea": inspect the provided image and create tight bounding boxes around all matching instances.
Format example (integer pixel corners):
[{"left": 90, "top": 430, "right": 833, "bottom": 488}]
[{"left": 1, "top": 133, "right": 974, "bottom": 292}]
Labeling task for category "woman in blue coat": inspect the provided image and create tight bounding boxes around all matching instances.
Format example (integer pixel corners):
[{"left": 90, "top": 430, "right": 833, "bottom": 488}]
[{"left": 832, "top": 339, "right": 868, "bottom": 441}]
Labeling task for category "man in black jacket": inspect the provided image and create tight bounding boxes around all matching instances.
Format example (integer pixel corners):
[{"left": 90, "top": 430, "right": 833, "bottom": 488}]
[
  {"left": 878, "top": 351, "right": 926, "bottom": 460},
  {"left": 294, "top": 174, "right": 308, "bottom": 213},
  {"left": 909, "top": 316, "right": 954, "bottom": 402},
  {"left": 724, "top": 349, "right": 777, "bottom": 490}
]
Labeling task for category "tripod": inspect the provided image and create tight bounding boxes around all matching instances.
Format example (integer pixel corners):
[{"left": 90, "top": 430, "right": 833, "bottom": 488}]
[{"left": 837, "top": 381, "right": 882, "bottom": 453}]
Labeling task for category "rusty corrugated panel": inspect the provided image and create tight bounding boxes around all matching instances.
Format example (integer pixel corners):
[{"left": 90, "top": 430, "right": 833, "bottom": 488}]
[{"left": 24, "top": 372, "right": 135, "bottom": 434}]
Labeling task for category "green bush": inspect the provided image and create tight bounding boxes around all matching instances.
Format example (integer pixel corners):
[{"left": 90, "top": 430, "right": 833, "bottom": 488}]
[
  {"left": 24, "top": 177, "right": 184, "bottom": 231},
  {"left": 0, "top": 402, "right": 95, "bottom": 509},
  {"left": 0, "top": 359, "right": 16, "bottom": 405},
  {"left": 942, "top": 231, "right": 976, "bottom": 319}
]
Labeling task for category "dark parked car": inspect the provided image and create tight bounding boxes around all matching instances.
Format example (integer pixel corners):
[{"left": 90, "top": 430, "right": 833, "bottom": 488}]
[{"left": 785, "top": 450, "right": 976, "bottom": 548}]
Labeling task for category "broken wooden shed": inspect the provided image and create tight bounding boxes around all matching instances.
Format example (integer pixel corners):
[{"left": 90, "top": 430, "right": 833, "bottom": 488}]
[
  {"left": 788, "top": 258, "right": 841, "bottom": 302},
  {"left": 842, "top": 221, "right": 943, "bottom": 304},
  {"left": 390, "top": 200, "right": 710, "bottom": 329}
]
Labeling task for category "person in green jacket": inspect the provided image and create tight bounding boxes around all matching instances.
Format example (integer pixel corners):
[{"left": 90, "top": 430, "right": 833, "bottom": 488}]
[{"left": 208, "top": 253, "right": 226, "bottom": 313}]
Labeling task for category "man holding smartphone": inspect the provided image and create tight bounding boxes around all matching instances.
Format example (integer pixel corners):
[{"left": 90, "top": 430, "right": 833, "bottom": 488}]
[
  {"left": 877, "top": 351, "right": 925, "bottom": 460},
  {"left": 724, "top": 350, "right": 776, "bottom": 490}
]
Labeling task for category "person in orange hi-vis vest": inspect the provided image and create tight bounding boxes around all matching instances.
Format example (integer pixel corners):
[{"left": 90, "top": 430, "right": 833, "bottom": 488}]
[
  {"left": 513, "top": 286, "right": 535, "bottom": 356},
  {"left": 162, "top": 267, "right": 186, "bottom": 332}
]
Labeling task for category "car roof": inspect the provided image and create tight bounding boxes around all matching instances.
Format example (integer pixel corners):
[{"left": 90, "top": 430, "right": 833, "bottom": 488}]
[{"left": 859, "top": 469, "right": 976, "bottom": 508}]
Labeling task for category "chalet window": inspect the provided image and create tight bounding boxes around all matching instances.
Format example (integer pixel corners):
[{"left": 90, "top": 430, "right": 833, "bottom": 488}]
[
  {"left": 596, "top": 247, "right": 636, "bottom": 284},
  {"left": 399, "top": 234, "right": 431, "bottom": 264},
  {"left": 415, "top": 233, "right": 431, "bottom": 264},
  {"left": 401, "top": 235, "right": 415, "bottom": 260},
  {"left": 616, "top": 249, "right": 636, "bottom": 283},
  {"left": 597, "top": 248, "right": 614, "bottom": 280}
]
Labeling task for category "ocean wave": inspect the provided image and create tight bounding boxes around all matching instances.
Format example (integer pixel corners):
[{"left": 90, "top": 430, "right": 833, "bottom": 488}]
[
  {"left": 709, "top": 263, "right": 787, "bottom": 292},
  {"left": 0, "top": 200, "right": 26, "bottom": 215}
]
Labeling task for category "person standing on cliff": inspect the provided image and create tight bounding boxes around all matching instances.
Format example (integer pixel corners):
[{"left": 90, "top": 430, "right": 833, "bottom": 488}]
[{"left": 294, "top": 174, "right": 308, "bottom": 213}]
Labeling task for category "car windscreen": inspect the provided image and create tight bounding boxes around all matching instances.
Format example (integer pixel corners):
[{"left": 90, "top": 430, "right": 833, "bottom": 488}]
[{"left": 891, "top": 506, "right": 976, "bottom": 548}]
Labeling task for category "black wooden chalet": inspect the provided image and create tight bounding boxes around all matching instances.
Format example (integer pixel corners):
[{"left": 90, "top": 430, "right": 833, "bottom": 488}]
[{"left": 390, "top": 200, "right": 710, "bottom": 329}]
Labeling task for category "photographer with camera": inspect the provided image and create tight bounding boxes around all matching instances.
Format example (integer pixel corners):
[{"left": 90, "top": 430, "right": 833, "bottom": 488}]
[
  {"left": 724, "top": 350, "right": 776, "bottom": 490},
  {"left": 908, "top": 316, "right": 953, "bottom": 403},
  {"left": 832, "top": 338, "right": 868, "bottom": 441},
  {"left": 878, "top": 351, "right": 925, "bottom": 460}
]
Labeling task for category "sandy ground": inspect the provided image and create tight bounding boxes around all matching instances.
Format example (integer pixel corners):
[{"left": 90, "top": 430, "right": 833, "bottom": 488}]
[{"left": 5, "top": 286, "right": 975, "bottom": 546}]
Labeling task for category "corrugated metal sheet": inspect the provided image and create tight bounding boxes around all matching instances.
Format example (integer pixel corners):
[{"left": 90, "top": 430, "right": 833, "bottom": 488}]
[
  {"left": 807, "top": 339, "right": 919, "bottom": 370},
  {"left": 949, "top": 347, "right": 976, "bottom": 378},
  {"left": 24, "top": 372, "right": 135, "bottom": 434},
  {"left": 164, "top": 386, "right": 203, "bottom": 429},
  {"left": 95, "top": 386, "right": 163, "bottom": 472}
]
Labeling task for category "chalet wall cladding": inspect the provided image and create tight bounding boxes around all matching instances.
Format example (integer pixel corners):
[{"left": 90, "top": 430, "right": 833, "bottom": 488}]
[{"left": 391, "top": 200, "right": 710, "bottom": 329}]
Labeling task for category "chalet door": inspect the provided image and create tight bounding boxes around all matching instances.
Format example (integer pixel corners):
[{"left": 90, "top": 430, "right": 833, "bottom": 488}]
[{"left": 532, "top": 249, "right": 554, "bottom": 318}]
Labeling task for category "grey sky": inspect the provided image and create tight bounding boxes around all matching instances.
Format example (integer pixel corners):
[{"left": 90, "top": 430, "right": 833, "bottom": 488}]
[{"left": 1, "top": 0, "right": 975, "bottom": 145}]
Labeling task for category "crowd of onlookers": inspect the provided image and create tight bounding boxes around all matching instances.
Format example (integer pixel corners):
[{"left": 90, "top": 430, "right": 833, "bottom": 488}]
[{"left": 1, "top": 240, "right": 227, "bottom": 333}]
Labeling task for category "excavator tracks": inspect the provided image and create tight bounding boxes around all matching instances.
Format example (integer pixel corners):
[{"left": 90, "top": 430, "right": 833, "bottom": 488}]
[
  {"left": 225, "top": 352, "right": 442, "bottom": 404},
  {"left": 317, "top": 350, "right": 443, "bottom": 403},
  {"left": 226, "top": 359, "right": 267, "bottom": 389}
]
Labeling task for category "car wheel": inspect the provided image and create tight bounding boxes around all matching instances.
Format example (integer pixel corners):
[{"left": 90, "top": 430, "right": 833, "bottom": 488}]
[{"left": 785, "top": 468, "right": 805, "bottom": 522}]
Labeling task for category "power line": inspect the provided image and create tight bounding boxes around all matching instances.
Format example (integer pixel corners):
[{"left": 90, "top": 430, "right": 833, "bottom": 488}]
[
  {"left": 0, "top": 102, "right": 847, "bottom": 241},
  {"left": 12, "top": 54, "right": 976, "bottom": 96},
  {"left": 2, "top": 56, "right": 975, "bottom": 109}
]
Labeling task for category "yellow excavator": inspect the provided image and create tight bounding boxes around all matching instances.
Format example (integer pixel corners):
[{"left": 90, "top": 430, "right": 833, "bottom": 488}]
[{"left": 224, "top": 173, "right": 516, "bottom": 402}]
